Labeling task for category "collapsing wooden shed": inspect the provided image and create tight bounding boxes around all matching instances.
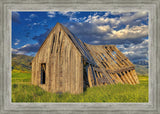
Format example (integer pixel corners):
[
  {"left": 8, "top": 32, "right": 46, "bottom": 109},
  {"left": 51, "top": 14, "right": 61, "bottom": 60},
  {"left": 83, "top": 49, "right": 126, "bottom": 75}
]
[{"left": 31, "top": 23, "right": 139, "bottom": 94}]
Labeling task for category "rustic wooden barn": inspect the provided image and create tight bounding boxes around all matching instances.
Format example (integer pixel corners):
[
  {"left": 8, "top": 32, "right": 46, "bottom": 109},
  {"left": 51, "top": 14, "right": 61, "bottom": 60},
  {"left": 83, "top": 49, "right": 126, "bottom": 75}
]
[{"left": 31, "top": 23, "right": 139, "bottom": 94}]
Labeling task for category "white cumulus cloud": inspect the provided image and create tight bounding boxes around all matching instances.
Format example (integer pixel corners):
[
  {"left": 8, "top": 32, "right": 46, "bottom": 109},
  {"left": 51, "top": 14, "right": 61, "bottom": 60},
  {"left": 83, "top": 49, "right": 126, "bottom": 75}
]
[
  {"left": 109, "top": 24, "right": 148, "bottom": 39},
  {"left": 97, "top": 25, "right": 111, "bottom": 32}
]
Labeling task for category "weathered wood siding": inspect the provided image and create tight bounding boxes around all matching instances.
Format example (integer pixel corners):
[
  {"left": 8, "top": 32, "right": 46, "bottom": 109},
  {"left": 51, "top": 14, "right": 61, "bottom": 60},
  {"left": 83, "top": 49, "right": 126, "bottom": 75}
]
[
  {"left": 85, "top": 44, "right": 139, "bottom": 86},
  {"left": 32, "top": 24, "right": 83, "bottom": 94}
]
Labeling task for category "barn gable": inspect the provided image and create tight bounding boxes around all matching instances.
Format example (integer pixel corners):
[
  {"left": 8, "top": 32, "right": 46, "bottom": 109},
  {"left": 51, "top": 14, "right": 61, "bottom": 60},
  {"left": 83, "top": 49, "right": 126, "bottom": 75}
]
[
  {"left": 32, "top": 23, "right": 95, "bottom": 64},
  {"left": 31, "top": 23, "right": 85, "bottom": 94}
]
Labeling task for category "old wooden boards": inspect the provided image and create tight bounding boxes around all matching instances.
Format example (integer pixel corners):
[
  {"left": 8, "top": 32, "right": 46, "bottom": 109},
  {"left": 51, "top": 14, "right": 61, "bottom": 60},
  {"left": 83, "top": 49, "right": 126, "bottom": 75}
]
[
  {"left": 31, "top": 23, "right": 140, "bottom": 94},
  {"left": 31, "top": 23, "right": 83, "bottom": 94},
  {"left": 85, "top": 44, "right": 139, "bottom": 87}
]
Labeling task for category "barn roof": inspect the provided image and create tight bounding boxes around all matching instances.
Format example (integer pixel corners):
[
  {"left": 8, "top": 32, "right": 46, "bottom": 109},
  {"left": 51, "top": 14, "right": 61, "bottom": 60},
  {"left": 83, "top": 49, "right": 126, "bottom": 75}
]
[
  {"left": 54, "top": 23, "right": 97, "bottom": 65},
  {"left": 84, "top": 43, "right": 139, "bottom": 86}
]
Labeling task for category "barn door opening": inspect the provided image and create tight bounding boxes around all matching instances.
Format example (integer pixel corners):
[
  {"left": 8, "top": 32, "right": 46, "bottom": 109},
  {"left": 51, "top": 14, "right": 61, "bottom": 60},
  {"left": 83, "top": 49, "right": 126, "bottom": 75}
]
[
  {"left": 41, "top": 63, "right": 46, "bottom": 84},
  {"left": 83, "top": 62, "right": 89, "bottom": 89}
]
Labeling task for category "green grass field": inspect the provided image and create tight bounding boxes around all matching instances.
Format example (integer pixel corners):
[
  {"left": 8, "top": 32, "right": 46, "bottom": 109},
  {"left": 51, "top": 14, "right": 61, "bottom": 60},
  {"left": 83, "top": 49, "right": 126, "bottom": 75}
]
[{"left": 12, "top": 71, "right": 148, "bottom": 102}]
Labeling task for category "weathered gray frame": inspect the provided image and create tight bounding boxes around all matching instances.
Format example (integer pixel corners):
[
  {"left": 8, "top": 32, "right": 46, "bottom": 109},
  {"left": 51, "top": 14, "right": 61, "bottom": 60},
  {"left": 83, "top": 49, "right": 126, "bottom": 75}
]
[{"left": 0, "top": 0, "right": 159, "bottom": 114}]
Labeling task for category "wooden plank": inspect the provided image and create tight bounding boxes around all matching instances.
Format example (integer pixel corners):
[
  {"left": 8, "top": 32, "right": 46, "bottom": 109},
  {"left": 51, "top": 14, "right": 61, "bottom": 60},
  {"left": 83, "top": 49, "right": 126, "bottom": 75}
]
[
  {"left": 72, "top": 48, "right": 76, "bottom": 94},
  {"left": 80, "top": 56, "right": 83, "bottom": 93},
  {"left": 129, "top": 70, "right": 137, "bottom": 84},
  {"left": 132, "top": 70, "right": 140, "bottom": 84},
  {"left": 71, "top": 46, "right": 74, "bottom": 93},
  {"left": 55, "top": 34, "right": 59, "bottom": 92},
  {"left": 108, "top": 46, "right": 127, "bottom": 66},
  {"left": 125, "top": 71, "right": 135, "bottom": 85},
  {"left": 119, "top": 72, "right": 128, "bottom": 84},
  {"left": 96, "top": 46, "right": 115, "bottom": 70},
  {"left": 75, "top": 50, "right": 78, "bottom": 94},
  {"left": 111, "top": 46, "right": 129, "bottom": 66},
  {"left": 69, "top": 44, "right": 72, "bottom": 93},
  {"left": 92, "top": 67, "right": 98, "bottom": 85},
  {"left": 57, "top": 30, "right": 64, "bottom": 93},
  {"left": 78, "top": 52, "right": 82, "bottom": 94},
  {"left": 114, "top": 73, "right": 124, "bottom": 84},
  {"left": 96, "top": 71, "right": 101, "bottom": 78},
  {"left": 113, "top": 46, "right": 133, "bottom": 66},
  {"left": 104, "top": 46, "right": 122, "bottom": 69},
  {"left": 109, "top": 47, "right": 129, "bottom": 69},
  {"left": 122, "top": 71, "right": 132, "bottom": 84},
  {"left": 103, "top": 49, "right": 119, "bottom": 69},
  {"left": 87, "top": 65, "right": 93, "bottom": 87},
  {"left": 99, "top": 73, "right": 103, "bottom": 78},
  {"left": 94, "top": 71, "right": 99, "bottom": 86},
  {"left": 65, "top": 39, "right": 69, "bottom": 92},
  {"left": 109, "top": 73, "right": 119, "bottom": 84}
]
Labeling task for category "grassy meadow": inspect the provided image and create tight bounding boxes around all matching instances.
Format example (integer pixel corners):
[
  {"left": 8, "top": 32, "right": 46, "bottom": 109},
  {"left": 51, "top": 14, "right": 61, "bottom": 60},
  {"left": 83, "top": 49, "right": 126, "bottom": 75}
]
[{"left": 12, "top": 70, "right": 148, "bottom": 102}]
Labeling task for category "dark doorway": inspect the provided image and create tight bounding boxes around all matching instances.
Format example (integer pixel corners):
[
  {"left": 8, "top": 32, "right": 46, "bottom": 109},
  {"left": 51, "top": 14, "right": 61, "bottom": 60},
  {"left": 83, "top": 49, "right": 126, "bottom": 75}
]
[
  {"left": 41, "top": 63, "right": 46, "bottom": 84},
  {"left": 83, "top": 62, "right": 89, "bottom": 90}
]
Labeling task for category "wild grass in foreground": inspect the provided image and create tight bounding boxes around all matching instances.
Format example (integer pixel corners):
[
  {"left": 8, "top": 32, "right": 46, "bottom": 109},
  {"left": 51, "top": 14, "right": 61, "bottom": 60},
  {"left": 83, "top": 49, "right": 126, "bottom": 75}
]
[{"left": 12, "top": 71, "right": 148, "bottom": 102}]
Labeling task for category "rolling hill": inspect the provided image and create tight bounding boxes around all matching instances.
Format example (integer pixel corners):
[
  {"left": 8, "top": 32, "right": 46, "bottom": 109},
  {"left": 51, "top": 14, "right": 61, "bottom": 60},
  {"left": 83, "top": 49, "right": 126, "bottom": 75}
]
[
  {"left": 134, "top": 64, "right": 148, "bottom": 76},
  {"left": 12, "top": 54, "right": 33, "bottom": 71},
  {"left": 12, "top": 53, "right": 148, "bottom": 76}
]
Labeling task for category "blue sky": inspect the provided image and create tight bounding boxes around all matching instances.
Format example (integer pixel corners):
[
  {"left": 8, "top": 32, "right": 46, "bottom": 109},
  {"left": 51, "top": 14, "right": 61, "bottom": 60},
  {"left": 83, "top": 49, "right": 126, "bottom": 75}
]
[{"left": 12, "top": 11, "right": 148, "bottom": 63}]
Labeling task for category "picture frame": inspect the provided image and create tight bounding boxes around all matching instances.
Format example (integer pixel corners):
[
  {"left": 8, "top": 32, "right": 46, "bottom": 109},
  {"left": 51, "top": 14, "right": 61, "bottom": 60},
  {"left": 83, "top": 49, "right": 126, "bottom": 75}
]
[{"left": 0, "top": 0, "right": 160, "bottom": 113}]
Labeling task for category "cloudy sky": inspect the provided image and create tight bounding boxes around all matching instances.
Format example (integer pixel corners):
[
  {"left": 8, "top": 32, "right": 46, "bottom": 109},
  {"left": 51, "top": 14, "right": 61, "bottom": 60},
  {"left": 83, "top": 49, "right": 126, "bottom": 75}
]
[{"left": 12, "top": 11, "right": 148, "bottom": 63}]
